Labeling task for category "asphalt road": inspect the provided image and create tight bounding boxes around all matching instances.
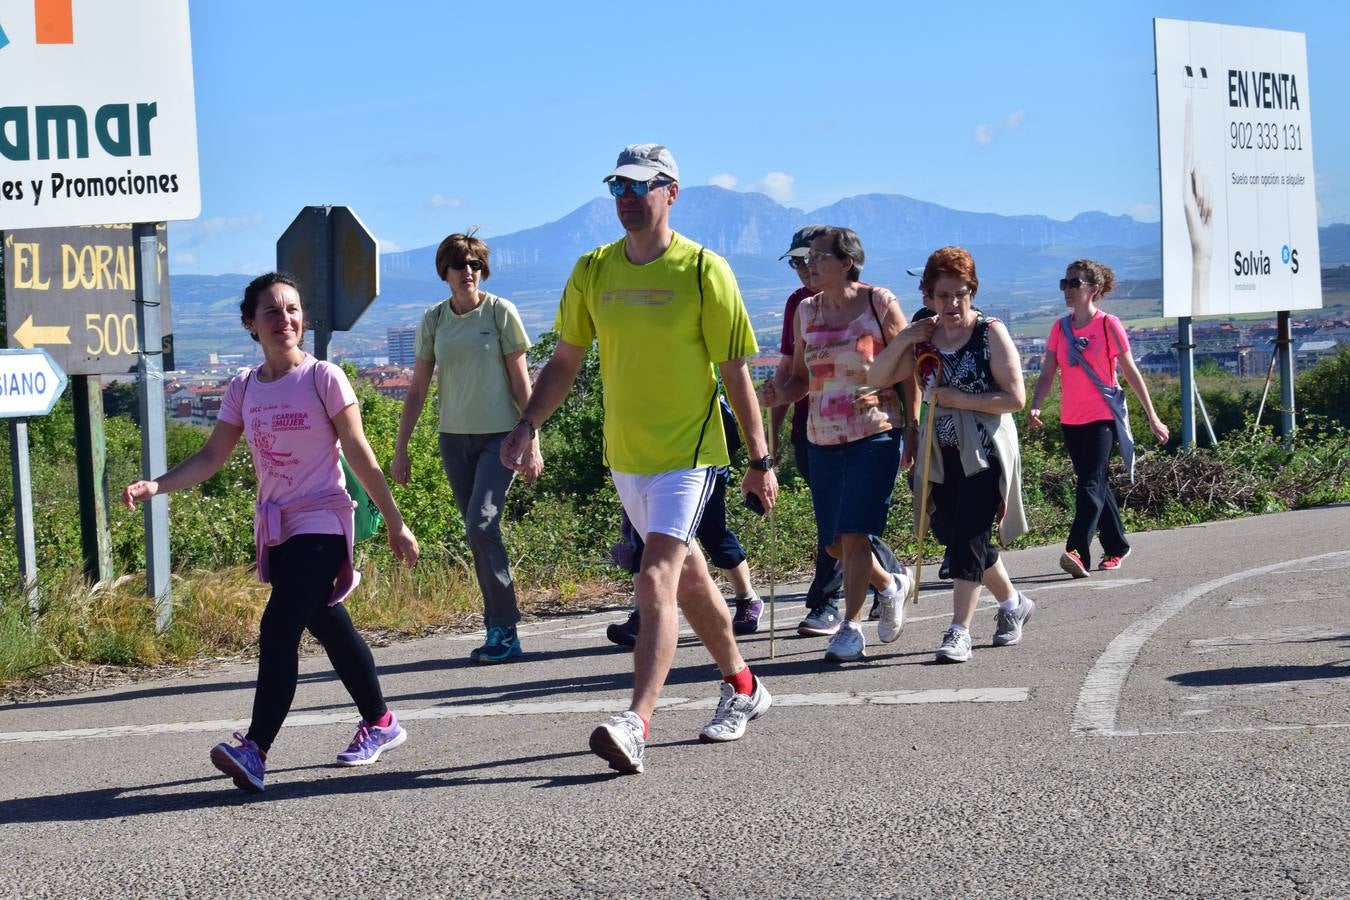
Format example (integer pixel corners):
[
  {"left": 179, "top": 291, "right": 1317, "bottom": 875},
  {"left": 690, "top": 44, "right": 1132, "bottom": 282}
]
[{"left": 2, "top": 505, "right": 1347, "bottom": 898}]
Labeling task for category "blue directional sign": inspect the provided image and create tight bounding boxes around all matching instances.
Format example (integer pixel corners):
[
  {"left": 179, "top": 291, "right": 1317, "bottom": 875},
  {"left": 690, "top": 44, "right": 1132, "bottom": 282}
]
[{"left": 0, "top": 348, "right": 68, "bottom": 418}]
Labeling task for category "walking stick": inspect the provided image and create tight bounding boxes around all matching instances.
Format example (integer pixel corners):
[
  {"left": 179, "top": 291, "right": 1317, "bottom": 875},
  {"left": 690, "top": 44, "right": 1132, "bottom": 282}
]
[
  {"left": 760, "top": 405, "right": 778, "bottom": 660},
  {"left": 910, "top": 349, "right": 943, "bottom": 606}
]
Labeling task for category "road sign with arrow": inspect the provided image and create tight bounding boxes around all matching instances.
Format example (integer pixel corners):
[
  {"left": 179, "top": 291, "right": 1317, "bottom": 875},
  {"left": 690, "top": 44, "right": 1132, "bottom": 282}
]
[
  {"left": 0, "top": 348, "right": 67, "bottom": 418},
  {"left": 3, "top": 224, "right": 173, "bottom": 375}
]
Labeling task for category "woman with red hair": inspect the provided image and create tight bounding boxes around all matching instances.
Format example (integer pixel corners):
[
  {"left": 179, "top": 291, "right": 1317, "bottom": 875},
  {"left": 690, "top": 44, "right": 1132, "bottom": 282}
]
[{"left": 870, "top": 246, "right": 1034, "bottom": 664}]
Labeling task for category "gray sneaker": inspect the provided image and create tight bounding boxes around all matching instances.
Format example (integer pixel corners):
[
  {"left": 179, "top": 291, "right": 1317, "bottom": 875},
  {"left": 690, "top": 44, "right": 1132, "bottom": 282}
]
[
  {"left": 824, "top": 623, "right": 866, "bottom": 662},
  {"left": 876, "top": 565, "right": 912, "bottom": 644},
  {"left": 992, "top": 592, "right": 1035, "bottom": 647},
  {"left": 935, "top": 626, "right": 972, "bottom": 663},
  {"left": 699, "top": 676, "right": 772, "bottom": 743},
  {"left": 589, "top": 711, "right": 645, "bottom": 774},
  {"left": 798, "top": 603, "right": 842, "bottom": 637}
]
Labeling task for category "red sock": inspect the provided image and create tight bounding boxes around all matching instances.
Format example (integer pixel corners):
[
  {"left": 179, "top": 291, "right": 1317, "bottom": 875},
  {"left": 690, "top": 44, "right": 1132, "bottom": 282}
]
[
  {"left": 724, "top": 666, "right": 754, "bottom": 696},
  {"left": 634, "top": 713, "right": 650, "bottom": 739},
  {"left": 370, "top": 710, "right": 394, "bottom": 729}
]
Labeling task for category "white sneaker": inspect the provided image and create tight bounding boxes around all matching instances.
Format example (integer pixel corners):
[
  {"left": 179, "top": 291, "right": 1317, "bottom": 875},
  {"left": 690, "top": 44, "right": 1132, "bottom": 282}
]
[
  {"left": 589, "top": 711, "right": 645, "bottom": 774},
  {"left": 699, "top": 676, "right": 772, "bottom": 743},
  {"left": 935, "top": 626, "right": 972, "bottom": 663},
  {"left": 876, "top": 566, "right": 912, "bottom": 644},
  {"left": 824, "top": 623, "right": 866, "bottom": 662}
]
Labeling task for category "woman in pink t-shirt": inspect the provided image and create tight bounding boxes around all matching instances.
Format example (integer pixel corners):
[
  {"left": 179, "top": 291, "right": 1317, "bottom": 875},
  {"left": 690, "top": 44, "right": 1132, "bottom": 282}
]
[
  {"left": 123, "top": 272, "right": 419, "bottom": 794},
  {"left": 1028, "top": 259, "right": 1169, "bottom": 577}
]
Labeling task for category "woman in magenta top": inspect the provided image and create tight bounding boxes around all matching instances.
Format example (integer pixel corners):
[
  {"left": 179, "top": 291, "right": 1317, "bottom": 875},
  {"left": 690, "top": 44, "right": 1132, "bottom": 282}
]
[
  {"left": 123, "top": 272, "right": 419, "bottom": 793},
  {"left": 1028, "top": 258, "right": 1169, "bottom": 577}
]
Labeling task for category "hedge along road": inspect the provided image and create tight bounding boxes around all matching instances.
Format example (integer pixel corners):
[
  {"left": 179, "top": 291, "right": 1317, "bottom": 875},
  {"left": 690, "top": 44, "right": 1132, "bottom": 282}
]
[{"left": 0, "top": 505, "right": 1346, "bottom": 898}]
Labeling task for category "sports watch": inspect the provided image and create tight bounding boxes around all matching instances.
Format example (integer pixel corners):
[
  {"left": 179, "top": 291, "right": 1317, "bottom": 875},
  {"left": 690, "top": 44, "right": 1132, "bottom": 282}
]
[{"left": 748, "top": 454, "right": 775, "bottom": 471}]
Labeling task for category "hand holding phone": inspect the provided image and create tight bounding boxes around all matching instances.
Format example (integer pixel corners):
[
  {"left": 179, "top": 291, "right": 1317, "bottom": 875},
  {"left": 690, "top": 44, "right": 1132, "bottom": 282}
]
[{"left": 744, "top": 491, "right": 765, "bottom": 516}]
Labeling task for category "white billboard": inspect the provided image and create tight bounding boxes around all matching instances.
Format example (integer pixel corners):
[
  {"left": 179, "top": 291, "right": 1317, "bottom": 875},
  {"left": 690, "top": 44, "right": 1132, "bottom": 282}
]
[
  {"left": 1155, "top": 18, "right": 1321, "bottom": 318},
  {"left": 0, "top": 0, "right": 200, "bottom": 229}
]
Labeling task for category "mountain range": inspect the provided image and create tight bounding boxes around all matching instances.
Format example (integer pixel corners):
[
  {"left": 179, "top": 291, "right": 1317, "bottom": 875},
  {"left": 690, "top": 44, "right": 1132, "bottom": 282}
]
[{"left": 168, "top": 187, "right": 1350, "bottom": 365}]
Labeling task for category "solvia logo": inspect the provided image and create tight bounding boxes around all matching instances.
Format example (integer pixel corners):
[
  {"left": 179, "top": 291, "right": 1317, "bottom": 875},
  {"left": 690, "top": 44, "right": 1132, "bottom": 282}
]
[{"left": 1282, "top": 244, "right": 1301, "bottom": 275}]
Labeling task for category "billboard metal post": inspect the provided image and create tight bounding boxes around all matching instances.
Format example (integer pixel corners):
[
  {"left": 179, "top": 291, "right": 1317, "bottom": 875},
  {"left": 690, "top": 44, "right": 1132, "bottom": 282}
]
[
  {"left": 1177, "top": 316, "right": 1196, "bottom": 450},
  {"left": 1277, "top": 310, "right": 1296, "bottom": 449},
  {"left": 7, "top": 419, "right": 39, "bottom": 614},
  {"left": 133, "top": 223, "right": 172, "bottom": 630}
]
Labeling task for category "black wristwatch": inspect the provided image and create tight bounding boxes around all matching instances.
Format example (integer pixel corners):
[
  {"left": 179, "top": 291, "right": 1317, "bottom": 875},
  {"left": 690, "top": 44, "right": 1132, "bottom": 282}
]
[{"left": 748, "top": 454, "right": 775, "bottom": 471}]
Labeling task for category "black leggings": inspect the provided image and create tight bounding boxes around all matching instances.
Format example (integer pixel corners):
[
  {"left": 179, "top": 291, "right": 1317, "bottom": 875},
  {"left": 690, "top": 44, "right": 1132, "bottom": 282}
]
[
  {"left": 245, "top": 534, "right": 386, "bottom": 753},
  {"left": 1062, "top": 420, "right": 1129, "bottom": 568},
  {"left": 930, "top": 447, "right": 1002, "bottom": 583}
]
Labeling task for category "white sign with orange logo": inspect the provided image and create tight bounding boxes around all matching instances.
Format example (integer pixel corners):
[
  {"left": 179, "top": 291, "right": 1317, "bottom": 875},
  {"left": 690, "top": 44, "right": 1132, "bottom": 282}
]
[{"left": 0, "top": 0, "right": 200, "bottom": 228}]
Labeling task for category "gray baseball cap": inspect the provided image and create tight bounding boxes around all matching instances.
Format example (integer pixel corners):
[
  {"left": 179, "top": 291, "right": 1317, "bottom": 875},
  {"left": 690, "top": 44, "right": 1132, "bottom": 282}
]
[
  {"left": 779, "top": 224, "right": 826, "bottom": 260},
  {"left": 604, "top": 143, "right": 680, "bottom": 183}
]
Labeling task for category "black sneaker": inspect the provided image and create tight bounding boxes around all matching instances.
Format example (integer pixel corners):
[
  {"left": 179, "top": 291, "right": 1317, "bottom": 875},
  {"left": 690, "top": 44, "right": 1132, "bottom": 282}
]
[{"left": 606, "top": 610, "right": 640, "bottom": 647}]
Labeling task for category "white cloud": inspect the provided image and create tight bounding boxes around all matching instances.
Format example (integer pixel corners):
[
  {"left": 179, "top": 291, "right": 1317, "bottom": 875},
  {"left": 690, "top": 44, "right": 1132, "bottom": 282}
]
[
  {"left": 379, "top": 239, "right": 402, "bottom": 253},
  {"left": 1130, "top": 202, "right": 1159, "bottom": 222},
  {"left": 974, "top": 109, "right": 1025, "bottom": 146},
  {"left": 427, "top": 194, "right": 463, "bottom": 209},
  {"left": 173, "top": 251, "right": 198, "bottom": 268},
  {"left": 708, "top": 173, "right": 738, "bottom": 189},
  {"left": 752, "top": 172, "right": 796, "bottom": 203},
  {"left": 200, "top": 213, "right": 263, "bottom": 238}
]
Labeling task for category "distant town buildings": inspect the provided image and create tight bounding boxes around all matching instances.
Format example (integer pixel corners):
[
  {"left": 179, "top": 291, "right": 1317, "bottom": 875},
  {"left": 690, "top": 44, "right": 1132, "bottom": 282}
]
[{"left": 387, "top": 326, "right": 418, "bottom": 367}]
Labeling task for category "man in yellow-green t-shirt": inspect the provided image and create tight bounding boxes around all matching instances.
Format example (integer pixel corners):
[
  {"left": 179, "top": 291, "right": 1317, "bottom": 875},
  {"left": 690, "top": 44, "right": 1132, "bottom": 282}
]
[{"left": 500, "top": 143, "right": 778, "bottom": 775}]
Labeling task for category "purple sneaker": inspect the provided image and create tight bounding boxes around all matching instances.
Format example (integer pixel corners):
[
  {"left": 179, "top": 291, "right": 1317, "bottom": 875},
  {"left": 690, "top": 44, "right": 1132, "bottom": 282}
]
[
  {"left": 210, "top": 732, "right": 266, "bottom": 793},
  {"left": 732, "top": 592, "right": 764, "bottom": 635},
  {"left": 336, "top": 713, "right": 408, "bottom": 767}
]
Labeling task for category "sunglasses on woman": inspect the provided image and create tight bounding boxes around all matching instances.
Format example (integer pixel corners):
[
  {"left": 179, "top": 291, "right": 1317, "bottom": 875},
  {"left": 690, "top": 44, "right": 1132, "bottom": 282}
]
[
  {"left": 1059, "top": 277, "right": 1093, "bottom": 291},
  {"left": 608, "top": 177, "right": 673, "bottom": 198},
  {"left": 450, "top": 259, "right": 484, "bottom": 272},
  {"left": 787, "top": 257, "right": 808, "bottom": 271}
]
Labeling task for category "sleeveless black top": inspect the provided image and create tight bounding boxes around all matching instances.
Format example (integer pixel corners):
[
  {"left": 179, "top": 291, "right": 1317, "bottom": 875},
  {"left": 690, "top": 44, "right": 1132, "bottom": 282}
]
[{"left": 928, "top": 315, "right": 996, "bottom": 450}]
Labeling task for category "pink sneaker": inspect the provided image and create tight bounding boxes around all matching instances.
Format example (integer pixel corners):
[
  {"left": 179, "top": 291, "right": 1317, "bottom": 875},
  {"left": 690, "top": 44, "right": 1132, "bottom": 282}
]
[
  {"left": 1059, "top": 550, "right": 1090, "bottom": 579},
  {"left": 336, "top": 713, "right": 407, "bottom": 766},
  {"left": 1099, "top": 549, "right": 1132, "bottom": 571}
]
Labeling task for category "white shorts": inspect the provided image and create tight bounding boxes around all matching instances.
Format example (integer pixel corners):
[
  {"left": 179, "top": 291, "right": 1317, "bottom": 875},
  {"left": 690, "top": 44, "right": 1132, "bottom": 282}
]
[{"left": 611, "top": 467, "right": 716, "bottom": 547}]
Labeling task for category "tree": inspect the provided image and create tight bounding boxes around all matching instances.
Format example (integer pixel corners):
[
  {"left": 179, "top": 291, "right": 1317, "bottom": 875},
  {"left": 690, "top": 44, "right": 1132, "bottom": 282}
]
[
  {"left": 523, "top": 332, "right": 608, "bottom": 501},
  {"left": 1297, "top": 346, "right": 1350, "bottom": 428}
]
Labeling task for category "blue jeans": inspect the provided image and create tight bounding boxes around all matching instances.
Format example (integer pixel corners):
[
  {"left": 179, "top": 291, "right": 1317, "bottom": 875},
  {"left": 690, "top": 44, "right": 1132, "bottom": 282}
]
[{"left": 800, "top": 431, "right": 902, "bottom": 608}]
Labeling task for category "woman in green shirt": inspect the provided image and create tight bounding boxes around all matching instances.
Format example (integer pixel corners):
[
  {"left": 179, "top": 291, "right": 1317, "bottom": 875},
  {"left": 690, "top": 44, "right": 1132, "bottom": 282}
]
[{"left": 392, "top": 232, "right": 541, "bottom": 662}]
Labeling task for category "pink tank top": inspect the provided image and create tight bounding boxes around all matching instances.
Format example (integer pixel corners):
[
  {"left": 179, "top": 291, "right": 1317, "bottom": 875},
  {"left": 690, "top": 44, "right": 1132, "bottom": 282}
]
[{"left": 802, "top": 289, "right": 903, "bottom": 446}]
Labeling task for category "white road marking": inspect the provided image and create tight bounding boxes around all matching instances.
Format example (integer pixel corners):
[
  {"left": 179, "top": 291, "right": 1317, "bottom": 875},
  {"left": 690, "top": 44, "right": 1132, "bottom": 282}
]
[
  {"left": 1071, "top": 550, "right": 1350, "bottom": 738},
  {"left": 0, "top": 688, "right": 1027, "bottom": 745}
]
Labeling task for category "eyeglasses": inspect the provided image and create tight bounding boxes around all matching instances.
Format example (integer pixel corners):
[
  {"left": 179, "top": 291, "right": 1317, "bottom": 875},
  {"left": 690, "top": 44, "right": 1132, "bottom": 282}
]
[
  {"left": 1059, "top": 277, "right": 1093, "bottom": 291},
  {"left": 449, "top": 259, "right": 484, "bottom": 272},
  {"left": 933, "top": 289, "right": 972, "bottom": 304},
  {"left": 787, "top": 257, "right": 809, "bottom": 271},
  {"left": 608, "top": 177, "right": 673, "bottom": 198},
  {"left": 806, "top": 249, "right": 839, "bottom": 263}
]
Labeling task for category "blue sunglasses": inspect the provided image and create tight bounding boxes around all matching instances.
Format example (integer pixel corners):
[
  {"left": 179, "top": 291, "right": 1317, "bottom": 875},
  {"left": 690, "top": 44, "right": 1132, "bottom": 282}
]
[{"left": 608, "top": 177, "right": 673, "bottom": 198}]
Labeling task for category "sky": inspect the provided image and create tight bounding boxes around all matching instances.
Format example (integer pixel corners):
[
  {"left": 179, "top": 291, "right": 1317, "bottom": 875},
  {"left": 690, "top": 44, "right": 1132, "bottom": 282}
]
[{"left": 171, "top": 0, "right": 1350, "bottom": 275}]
